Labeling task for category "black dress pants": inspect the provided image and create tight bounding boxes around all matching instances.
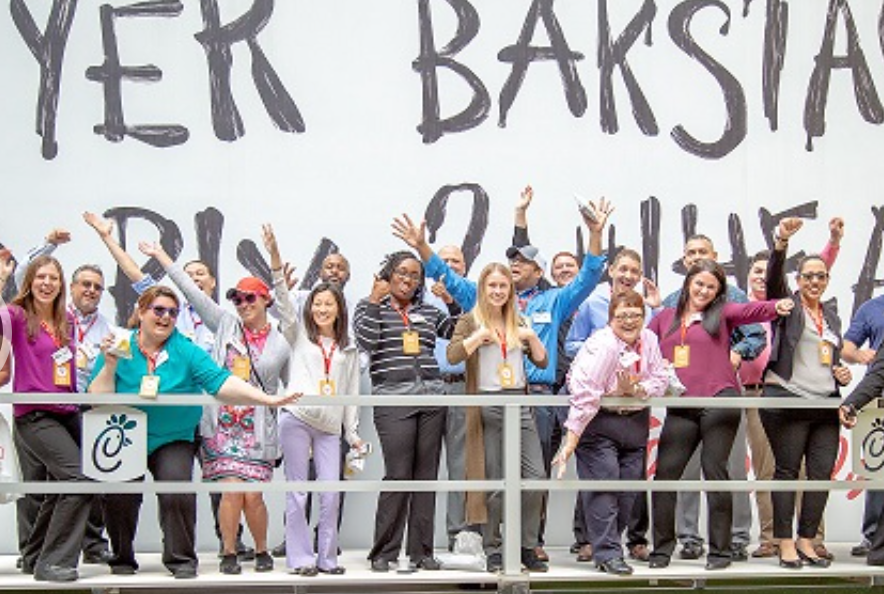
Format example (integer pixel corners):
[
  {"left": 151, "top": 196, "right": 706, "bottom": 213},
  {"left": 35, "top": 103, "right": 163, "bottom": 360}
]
[
  {"left": 652, "top": 393, "right": 741, "bottom": 562},
  {"left": 105, "top": 440, "right": 199, "bottom": 574},
  {"left": 759, "top": 388, "right": 839, "bottom": 540},
  {"left": 13, "top": 411, "right": 93, "bottom": 571},
  {"left": 369, "top": 405, "right": 446, "bottom": 563}
]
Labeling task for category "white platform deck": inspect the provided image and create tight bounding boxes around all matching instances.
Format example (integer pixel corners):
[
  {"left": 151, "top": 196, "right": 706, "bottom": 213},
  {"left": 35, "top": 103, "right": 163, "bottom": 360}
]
[{"left": 0, "top": 544, "right": 882, "bottom": 591}]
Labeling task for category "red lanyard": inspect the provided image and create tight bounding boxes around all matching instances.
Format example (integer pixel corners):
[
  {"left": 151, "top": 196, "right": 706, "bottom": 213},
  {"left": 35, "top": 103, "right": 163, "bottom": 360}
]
[
  {"left": 70, "top": 307, "right": 98, "bottom": 344},
  {"left": 679, "top": 318, "right": 689, "bottom": 346},
  {"left": 137, "top": 334, "right": 160, "bottom": 375},
  {"left": 40, "top": 321, "right": 63, "bottom": 349},
  {"left": 632, "top": 339, "right": 642, "bottom": 374},
  {"left": 319, "top": 340, "right": 338, "bottom": 378},
  {"left": 803, "top": 303, "right": 824, "bottom": 337},
  {"left": 391, "top": 302, "right": 411, "bottom": 329},
  {"left": 495, "top": 329, "right": 508, "bottom": 362},
  {"left": 186, "top": 304, "right": 202, "bottom": 330}
]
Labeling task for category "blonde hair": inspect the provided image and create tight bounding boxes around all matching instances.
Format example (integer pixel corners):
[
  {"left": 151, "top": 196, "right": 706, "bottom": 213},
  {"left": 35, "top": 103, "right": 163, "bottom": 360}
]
[{"left": 471, "top": 263, "right": 522, "bottom": 348}]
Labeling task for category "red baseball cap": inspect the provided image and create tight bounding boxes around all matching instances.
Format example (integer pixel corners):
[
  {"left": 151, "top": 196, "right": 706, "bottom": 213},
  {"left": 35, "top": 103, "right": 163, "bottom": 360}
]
[{"left": 225, "top": 277, "right": 271, "bottom": 301}]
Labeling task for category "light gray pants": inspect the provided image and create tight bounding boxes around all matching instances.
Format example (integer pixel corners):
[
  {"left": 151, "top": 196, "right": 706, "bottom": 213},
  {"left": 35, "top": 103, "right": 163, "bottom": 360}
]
[
  {"left": 481, "top": 405, "right": 545, "bottom": 554},
  {"left": 443, "top": 386, "right": 468, "bottom": 540},
  {"left": 677, "top": 411, "right": 751, "bottom": 546}
]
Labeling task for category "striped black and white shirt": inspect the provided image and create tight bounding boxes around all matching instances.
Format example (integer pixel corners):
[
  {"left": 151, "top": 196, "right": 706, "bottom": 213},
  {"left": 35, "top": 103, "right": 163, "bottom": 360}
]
[{"left": 354, "top": 297, "right": 455, "bottom": 386}]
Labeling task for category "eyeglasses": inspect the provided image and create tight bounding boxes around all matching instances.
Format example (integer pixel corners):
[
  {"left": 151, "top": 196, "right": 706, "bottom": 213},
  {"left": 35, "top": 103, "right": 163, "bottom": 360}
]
[
  {"left": 393, "top": 269, "right": 421, "bottom": 283},
  {"left": 150, "top": 305, "right": 180, "bottom": 319},
  {"left": 613, "top": 312, "right": 644, "bottom": 323},
  {"left": 800, "top": 272, "right": 829, "bottom": 282},
  {"left": 230, "top": 292, "right": 259, "bottom": 306},
  {"left": 78, "top": 280, "right": 104, "bottom": 292}
]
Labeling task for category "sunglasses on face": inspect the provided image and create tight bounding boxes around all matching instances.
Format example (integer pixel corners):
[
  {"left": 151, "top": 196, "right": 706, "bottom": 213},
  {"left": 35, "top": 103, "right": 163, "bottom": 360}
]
[
  {"left": 800, "top": 272, "right": 829, "bottom": 282},
  {"left": 79, "top": 280, "right": 104, "bottom": 292},
  {"left": 150, "top": 305, "right": 180, "bottom": 319},
  {"left": 230, "top": 292, "right": 259, "bottom": 306}
]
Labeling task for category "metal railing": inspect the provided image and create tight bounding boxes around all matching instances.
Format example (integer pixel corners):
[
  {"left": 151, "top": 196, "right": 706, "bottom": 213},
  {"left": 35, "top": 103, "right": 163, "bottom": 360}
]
[{"left": 0, "top": 392, "right": 874, "bottom": 582}]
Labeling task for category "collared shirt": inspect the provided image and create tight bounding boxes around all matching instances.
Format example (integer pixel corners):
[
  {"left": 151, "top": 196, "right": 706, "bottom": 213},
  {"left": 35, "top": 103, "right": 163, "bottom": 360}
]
[
  {"left": 69, "top": 305, "right": 117, "bottom": 392},
  {"left": 425, "top": 251, "right": 606, "bottom": 385},
  {"left": 565, "top": 326, "right": 669, "bottom": 436}
]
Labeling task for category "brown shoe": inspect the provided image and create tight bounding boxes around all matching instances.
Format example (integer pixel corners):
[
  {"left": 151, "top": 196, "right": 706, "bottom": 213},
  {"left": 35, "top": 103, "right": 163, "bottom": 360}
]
[
  {"left": 534, "top": 546, "right": 549, "bottom": 562},
  {"left": 628, "top": 544, "right": 650, "bottom": 562},
  {"left": 576, "top": 544, "right": 593, "bottom": 562},
  {"left": 814, "top": 544, "right": 834, "bottom": 561},
  {"left": 751, "top": 542, "right": 779, "bottom": 558}
]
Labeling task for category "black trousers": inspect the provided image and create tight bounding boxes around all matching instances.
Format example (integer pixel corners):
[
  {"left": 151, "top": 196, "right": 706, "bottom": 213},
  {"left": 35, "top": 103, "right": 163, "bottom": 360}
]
[
  {"left": 13, "top": 410, "right": 93, "bottom": 570},
  {"left": 652, "top": 393, "right": 741, "bottom": 562},
  {"left": 105, "top": 440, "right": 199, "bottom": 573},
  {"left": 759, "top": 390, "right": 839, "bottom": 540},
  {"left": 369, "top": 405, "right": 446, "bottom": 563}
]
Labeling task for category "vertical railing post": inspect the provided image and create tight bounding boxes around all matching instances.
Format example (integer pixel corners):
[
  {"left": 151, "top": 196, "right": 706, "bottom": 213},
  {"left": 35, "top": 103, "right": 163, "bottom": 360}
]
[{"left": 502, "top": 403, "right": 522, "bottom": 577}]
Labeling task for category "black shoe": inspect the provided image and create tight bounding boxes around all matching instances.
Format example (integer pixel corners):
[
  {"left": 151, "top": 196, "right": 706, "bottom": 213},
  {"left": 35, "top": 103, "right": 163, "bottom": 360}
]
[
  {"left": 570, "top": 542, "right": 582, "bottom": 554},
  {"left": 852, "top": 541, "right": 871, "bottom": 557},
  {"left": 648, "top": 554, "right": 671, "bottom": 569},
  {"left": 778, "top": 554, "right": 803, "bottom": 569},
  {"left": 111, "top": 564, "right": 137, "bottom": 576},
  {"left": 628, "top": 544, "right": 650, "bottom": 562},
  {"left": 82, "top": 549, "right": 114, "bottom": 564},
  {"left": 292, "top": 565, "right": 319, "bottom": 577},
  {"left": 598, "top": 557, "right": 634, "bottom": 576},
  {"left": 236, "top": 540, "right": 256, "bottom": 561},
  {"left": 370, "top": 558, "right": 392, "bottom": 572},
  {"left": 318, "top": 566, "right": 346, "bottom": 575},
  {"left": 521, "top": 548, "right": 549, "bottom": 572},
  {"left": 486, "top": 552, "right": 503, "bottom": 573},
  {"left": 15, "top": 557, "right": 22, "bottom": 570},
  {"left": 705, "top": 557, "right": 731, "bottom": 570},
  {"left": 412, "top": 557, "right": 442, "bottom": 570},
  {"left": 172, "top": 566, "right": 198, "bottom": 579},
  {"left": 220, "top": 553, "right": 241, "bottom": 575},
  {"left": 271, "top": 541, "right": 287, "bottom": 558},
  {"left": 679, "top": 542, "right": 705, "bottom": 560},
  {"left": 19, "top": 560, "right": 34, "bottom": 575},
  {"left": 730, "top": 543, "right": 749, "bottom": 562},
  {"left": 34, "top": 565, "right": 79, "bottom": 582},
  {"left": 797, "top": 549, "right": 831, "bottom": 568},
  {"left": 255, "top": 552, "right": 273, "bottom": 572}
]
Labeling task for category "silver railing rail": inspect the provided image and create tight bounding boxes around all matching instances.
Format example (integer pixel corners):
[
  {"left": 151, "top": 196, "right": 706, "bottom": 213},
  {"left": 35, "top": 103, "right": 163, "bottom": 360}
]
[{"left": 0, "top": 392, "right": 875, "bottom": 580}]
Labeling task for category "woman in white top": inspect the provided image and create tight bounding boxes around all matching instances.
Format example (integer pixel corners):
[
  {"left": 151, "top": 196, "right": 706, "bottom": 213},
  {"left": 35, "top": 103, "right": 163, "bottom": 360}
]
[{"left": 270, "top": 231, "right": 362, "bottom": 576}]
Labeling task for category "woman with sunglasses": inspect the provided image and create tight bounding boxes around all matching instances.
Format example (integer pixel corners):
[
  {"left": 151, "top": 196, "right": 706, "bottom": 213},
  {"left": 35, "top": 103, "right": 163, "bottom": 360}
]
[
  {"left": 646, "top": 259, "right": 794, "bottom": 570},
  {"left": 446, "top": 263, "right": 548, "bottom": 573},
  {"left": 0, "top": 255, "right": 93, "bottom": 583},
  {"left": 272, "top": 237, "right": 363, "bottom": 575},
  {"left": 354, "top": 250, "right": 455, "bottom": 572},
  {"left": 88, "top": 285, "right": 298, "bottom": 578},
  {"left": 553, "top": 289, "right": 669, "bottom": 576},
  {"left": 760, "top": 218, "right": 851, "bottom": 569},
  {"left": 136, "top": 231, "right": 295, "bottom": 575}
]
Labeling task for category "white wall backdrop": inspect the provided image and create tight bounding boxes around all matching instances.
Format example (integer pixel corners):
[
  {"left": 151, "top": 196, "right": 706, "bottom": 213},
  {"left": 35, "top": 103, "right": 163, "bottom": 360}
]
[{"left": 1, "top": 0, "right": 884, "bottom": 553}]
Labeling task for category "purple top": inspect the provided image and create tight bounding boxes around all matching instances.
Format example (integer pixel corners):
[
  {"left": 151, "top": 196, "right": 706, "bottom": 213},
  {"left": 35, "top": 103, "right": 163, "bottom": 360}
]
[
  {"left": 648, "top": 301, "right": 779, "bottom": 398},
  {"left": 1, "top": 305, "right": 79, "bottom": 417}
]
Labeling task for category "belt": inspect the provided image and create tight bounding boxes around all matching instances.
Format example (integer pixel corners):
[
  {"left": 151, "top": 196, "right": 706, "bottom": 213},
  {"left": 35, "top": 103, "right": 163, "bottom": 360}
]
[{"left": 441, "top": 373, "right": 466, "bottom": 384}]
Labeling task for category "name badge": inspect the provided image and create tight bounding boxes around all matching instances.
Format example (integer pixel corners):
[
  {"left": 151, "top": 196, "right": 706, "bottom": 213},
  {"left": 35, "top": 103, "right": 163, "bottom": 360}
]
[
  {"left": 821, "top": 329, "right": 840, "bottom": 347},
  {"left": 498, "top": 362, "right": 515, "bottom": 388},
  {"left": 53, "top": 361, "right": 71, "bottom": 387},
  {"left": 673, "top": 345, "right": 690, "bottom": 368},
  {"left": 402, "top": 331, "right": 420, "bottom": 355},
  {"left": 232, "top": 356, "right": 251, "bottom": 381},
  {"left": 319, "top": 379, "right": 337, "bottom": 396},
  {"left": 532, "top": 311, "right": 552, "bottom": 325},
  {"left": 819, "top": 341, "right": 833, "bottom": 366},
  {"left": 76, "top": 348, "right": 89, "bottom": 370},
  {"left": 139, "top": 375, "right": 160, "bottom": 399},
  {"left": 408, "top": 313, "right": 426, "bottom": 324},
  {"left": 52, "top": 347, "right": 73, "bottom": 365}
]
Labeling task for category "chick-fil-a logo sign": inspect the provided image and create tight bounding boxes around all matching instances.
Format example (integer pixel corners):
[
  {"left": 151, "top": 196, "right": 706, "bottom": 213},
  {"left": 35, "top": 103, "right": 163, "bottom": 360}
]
[{"left": 82, "top": 406, "right": 147, "bottom": 482}]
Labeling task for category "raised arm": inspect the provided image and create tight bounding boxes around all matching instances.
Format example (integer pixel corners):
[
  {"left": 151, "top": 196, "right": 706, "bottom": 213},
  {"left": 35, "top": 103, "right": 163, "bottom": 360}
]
[
  {"left": 820, "top": 217, "right": 843, "bottom": 270},
  {"left": 84, "top": 212, "right": 147, "bottom": 284},
  {"left": 139, "top": 241, "right": 226, "bottom": 332},
  {"left": 765, "top": 217, "right": 802, "bottom": 300},
  {"left": 262, "top": 224, "right": 300, "bottom": 344},
  {"left": 12, "top": 228, "right": 68, "bottom": 288},
  {"left": 513, "top": 185, "right": 533, "bottom": 247}
]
